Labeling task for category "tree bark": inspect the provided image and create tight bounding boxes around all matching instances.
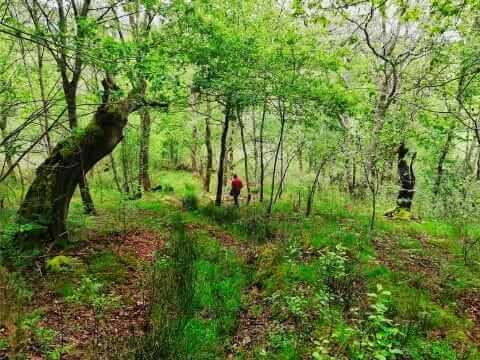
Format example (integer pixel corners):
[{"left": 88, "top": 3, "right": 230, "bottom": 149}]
[
  {"left": 215, "top": 100, "right": 232, "bottom": 206},
  {"left": 16, "top": 78, "right": 145, "bottom": 248},
  {"left": 138, "top": 108, "right": 152, "bottom": 192}
]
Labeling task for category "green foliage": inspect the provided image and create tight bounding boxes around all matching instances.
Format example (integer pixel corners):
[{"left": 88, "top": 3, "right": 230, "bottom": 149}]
[{"left": 66, "top": 276, "right": 119, "bottom": 312}]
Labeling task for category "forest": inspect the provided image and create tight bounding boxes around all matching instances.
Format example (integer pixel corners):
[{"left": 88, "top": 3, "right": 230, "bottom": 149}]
[{"left": 1, "top": 0, "right": 480, "bottom": 358}]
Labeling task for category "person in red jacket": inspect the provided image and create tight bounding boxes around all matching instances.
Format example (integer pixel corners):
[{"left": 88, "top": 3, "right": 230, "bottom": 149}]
[{"left": 230, "top": 174, "right": 243, "bottom": 207}]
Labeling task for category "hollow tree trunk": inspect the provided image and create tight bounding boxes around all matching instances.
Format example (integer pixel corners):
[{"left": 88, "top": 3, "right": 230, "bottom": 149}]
[
  {"left": 138, "top": 108, "right": 152, "bottom": 192},
  {"left": 215, "top": 100, "right": 232, "bottom": 206},
  {"left": 204, "top": 101, "right": 213, "bottom": 192},
  {"left": 396, "top": 143, "right": 416, "bottom": 211},
  {"left": 16, "top": 78, "right": 141, "bottom": 248}
]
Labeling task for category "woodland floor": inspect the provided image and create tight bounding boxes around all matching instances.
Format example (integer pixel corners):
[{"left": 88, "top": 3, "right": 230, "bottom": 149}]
[{"left": 1, "top": 171, "right": 480, "bottom": 359}]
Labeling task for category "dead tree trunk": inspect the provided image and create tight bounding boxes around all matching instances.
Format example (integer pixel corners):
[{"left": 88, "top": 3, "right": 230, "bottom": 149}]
[
  {"left": 16, "top": 78, "right": 150, "bottom": 248},
  {"left": 396, "top": 143, "right": 416, "bottom": 211},
  {"left": 138, "top": 108, "right": 152, "bottom": 192},
  {"left": 215, "top": 100, "right": 232, "bottom": 206}
]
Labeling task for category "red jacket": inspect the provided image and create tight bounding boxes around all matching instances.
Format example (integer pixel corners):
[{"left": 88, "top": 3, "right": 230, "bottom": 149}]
[{"left": 231, "top": 178, "right": 243, "bottom": 194}]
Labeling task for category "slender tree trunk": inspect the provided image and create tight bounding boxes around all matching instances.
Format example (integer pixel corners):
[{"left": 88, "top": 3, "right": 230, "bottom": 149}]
[
  {"left": 215, "top": 100, "right": 232, "bottom": 206},
  {"left": 433, "top": 130, "right": 453, "bottom": 197},
  {"left": 65, "top": 86, "right": 96, "bottom": 214},
  {"left": 476, "top": 145, "right": 480, "bottom": 181},
  {"left": 191, "top": 125, "right": 198, "bottom": 172},
  {"left": 204, "top": 101, "right": 213, "bottom": 192},
  {"left": 0, "top": 114, "right": 15, "bottom": 180},
  {"left": 16, "top": 78, "right": 138, "bottom": 248},
  {"left": 121, "top": 140, "right": 131, "bottom": 194},
  {"left": 190, "top": 91, "right": 199, "bottom": 173},
  {"left": 252, "top": 109, "right": 259, "bottom": 183},
  {"left": 138, "top": 109, "right": 152, "bottom": 192},
  {"left": 267, "top": 101, "right": 286, "bottom": 214},
  {"left": 306, "top": 159, "right": 327, "bottom": 216},
  {"left": 298, "top": 147, "right": 303, "bottom": 172},
  {"left": 225, "top": 121, "right": 235, "bottom": 186},
  {"left": 36, "top": 45, "right": 52, "bottom": 154},
  {"left": 259, "top": 100, "right": 267, "bottom": 202},
  {"left": 110, "top": 154, "right": 122, "bottom": 194},
  {"left": 237, "top": 106, "right": 251, "bottom": 203},
  {"left": 278, "top": 138, "right": 284, "bottom": 199}
]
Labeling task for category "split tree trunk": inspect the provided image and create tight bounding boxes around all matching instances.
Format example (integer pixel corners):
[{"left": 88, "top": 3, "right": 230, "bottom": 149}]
[{"left": 16, "top": 78, "right": 144, "bottom": 248}]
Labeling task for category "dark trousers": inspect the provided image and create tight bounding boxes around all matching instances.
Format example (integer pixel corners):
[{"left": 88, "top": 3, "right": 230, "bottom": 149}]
[{"left": 232, "top": 191, "right": 240, "bottom": 206}]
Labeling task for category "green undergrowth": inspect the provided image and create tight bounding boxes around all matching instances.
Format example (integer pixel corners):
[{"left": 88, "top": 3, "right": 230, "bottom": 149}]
[
  {"left": 130, "top": 216, "right": 249, "bottom": 359},
  {"left": 2, "top": 171, "right": 480, "bottom": 359}
]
